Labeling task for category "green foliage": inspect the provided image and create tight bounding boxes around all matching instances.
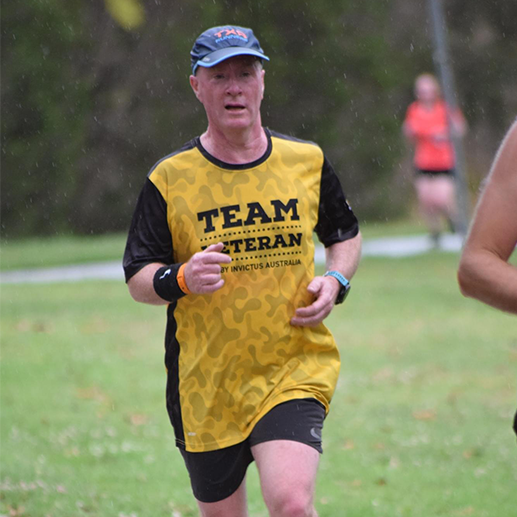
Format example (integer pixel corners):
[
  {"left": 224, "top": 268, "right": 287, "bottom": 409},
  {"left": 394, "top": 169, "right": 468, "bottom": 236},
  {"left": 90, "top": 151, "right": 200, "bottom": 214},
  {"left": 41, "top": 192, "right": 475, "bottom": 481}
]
[
  {"left": 2, "top": 0, "right": 92, "bottom": 235},
  {"left": 2, "top": 1, "right": 516, "bottom": 237},
  {"left": 1, "top": 253, "right": 516, "bottom": 516}
]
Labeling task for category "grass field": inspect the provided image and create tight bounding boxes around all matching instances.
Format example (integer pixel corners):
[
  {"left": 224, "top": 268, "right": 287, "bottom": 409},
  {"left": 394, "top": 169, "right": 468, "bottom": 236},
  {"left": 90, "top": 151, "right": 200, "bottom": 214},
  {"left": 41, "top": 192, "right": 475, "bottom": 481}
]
[
  {"left": 1, "top": 230, "right": 516, "bottom": 516},
  {"left": 0, "top": 234, "right": 128, "bottom": 272}
]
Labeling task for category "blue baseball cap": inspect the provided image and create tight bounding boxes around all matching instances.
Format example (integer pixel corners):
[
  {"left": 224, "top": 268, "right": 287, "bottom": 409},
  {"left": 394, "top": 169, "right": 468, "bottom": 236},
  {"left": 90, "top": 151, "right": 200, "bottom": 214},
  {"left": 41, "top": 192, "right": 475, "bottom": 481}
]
[{"left": 191, "top": 26, "right": 269, "bottom": 74}]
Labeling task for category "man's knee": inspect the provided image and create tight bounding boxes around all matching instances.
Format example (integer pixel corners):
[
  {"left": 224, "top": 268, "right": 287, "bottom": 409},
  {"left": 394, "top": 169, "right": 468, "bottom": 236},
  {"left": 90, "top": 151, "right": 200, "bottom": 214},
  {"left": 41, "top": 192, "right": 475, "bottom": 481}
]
[{"left": 265, "top": 487, "right": 315, "bottom": 517}]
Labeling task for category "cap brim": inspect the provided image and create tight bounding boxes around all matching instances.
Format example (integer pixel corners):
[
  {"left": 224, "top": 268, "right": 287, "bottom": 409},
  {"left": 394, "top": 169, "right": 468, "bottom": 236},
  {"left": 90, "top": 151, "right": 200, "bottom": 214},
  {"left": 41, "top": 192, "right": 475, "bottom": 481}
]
[{"left": 193, "top": 47, "right": 269, "bottom": 73}]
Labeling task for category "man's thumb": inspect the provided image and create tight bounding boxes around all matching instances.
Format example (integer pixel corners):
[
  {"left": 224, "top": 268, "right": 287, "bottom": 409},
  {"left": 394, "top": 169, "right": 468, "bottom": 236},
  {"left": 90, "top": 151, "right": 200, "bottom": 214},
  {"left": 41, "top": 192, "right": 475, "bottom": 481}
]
[
  {"left": 307, "top": 277, "right": 324, "bottom": 294},
  {"left": 203, "top": 242, "right": 224, "bottom": 253}
]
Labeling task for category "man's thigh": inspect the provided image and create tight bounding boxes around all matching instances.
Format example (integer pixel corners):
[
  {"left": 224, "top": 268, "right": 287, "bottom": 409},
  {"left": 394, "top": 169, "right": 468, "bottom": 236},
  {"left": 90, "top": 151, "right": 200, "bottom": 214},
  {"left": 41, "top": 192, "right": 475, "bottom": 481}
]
[
  {"left": 180, "top": 398, "right": 324, "bottom": 510},
  {"left": 252, "top": 440, "right": 320, "bottom": 513},
  {"left": 249, "top": 398, "right": 326, "bottom": 453},
  {"left": 196, "top": 479, "right": 249, "bottom": 517},
  {"left": 179, "top": 441, "right": 253, "bottom": 504},
  {"left": 249, "top": 398, "right": 325, "bottom": 512}
]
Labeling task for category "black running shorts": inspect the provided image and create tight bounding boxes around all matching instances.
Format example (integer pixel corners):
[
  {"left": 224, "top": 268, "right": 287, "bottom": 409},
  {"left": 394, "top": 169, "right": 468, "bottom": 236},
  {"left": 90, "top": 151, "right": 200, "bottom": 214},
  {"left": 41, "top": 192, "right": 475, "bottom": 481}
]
[
  {"left": 416, "top": 168, "right": 454, "bottom": 177},
  {"left": 179, "top": 398, "right": 326, "bottom": 503}
]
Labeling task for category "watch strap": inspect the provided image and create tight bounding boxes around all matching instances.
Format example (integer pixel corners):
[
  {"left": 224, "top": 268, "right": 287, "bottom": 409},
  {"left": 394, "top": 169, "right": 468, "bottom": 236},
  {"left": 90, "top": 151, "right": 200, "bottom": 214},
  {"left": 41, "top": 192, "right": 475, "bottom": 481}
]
[
  {"left": 324, "top": 270, "right": 351, "bottom": 304},
  {"left": 324, "top": 270, "right": 350, "bottom": 287}
]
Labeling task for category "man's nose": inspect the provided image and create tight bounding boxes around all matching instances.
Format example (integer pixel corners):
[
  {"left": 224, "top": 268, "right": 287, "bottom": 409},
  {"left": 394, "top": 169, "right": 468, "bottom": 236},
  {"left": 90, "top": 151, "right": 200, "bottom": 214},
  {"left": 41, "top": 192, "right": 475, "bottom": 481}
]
[{"left": 226, "top": 77, "right": 242, "bottom": 95}]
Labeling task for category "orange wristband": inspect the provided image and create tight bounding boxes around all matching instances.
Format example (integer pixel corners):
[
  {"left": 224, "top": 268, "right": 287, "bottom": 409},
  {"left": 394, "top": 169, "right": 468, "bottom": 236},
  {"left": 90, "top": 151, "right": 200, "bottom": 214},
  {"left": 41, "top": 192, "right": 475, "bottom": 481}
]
[{"left": 176, "top": 263, "right": 191, "bottom": 295}]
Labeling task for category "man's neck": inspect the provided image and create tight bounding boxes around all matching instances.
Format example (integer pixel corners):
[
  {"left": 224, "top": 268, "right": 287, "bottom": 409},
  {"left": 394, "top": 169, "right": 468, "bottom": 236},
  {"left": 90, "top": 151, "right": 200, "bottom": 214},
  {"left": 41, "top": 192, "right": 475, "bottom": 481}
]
[{"left": 200, "top": 125, "right": 268, "bottom": 165}]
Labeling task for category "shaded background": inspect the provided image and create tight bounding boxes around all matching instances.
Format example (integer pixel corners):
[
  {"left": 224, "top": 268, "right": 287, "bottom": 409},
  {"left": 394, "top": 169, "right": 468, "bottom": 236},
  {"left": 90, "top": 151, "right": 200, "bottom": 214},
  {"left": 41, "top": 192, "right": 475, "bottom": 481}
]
[{"left": 2, "top": 0, "right": 516, "bottom": 238}]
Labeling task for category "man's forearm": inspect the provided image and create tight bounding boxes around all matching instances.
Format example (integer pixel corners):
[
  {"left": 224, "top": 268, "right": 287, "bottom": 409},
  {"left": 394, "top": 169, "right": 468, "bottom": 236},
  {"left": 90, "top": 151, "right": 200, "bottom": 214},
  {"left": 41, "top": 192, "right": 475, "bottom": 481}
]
[
  {"left": 324, "top": 232, "right": 362, "bottom": 280},
  {"left": 127, "top": 263, "right": 170, "bottom": 305},
  {"left": 458, "top": 249, "right": 517, "bottom": 314}
]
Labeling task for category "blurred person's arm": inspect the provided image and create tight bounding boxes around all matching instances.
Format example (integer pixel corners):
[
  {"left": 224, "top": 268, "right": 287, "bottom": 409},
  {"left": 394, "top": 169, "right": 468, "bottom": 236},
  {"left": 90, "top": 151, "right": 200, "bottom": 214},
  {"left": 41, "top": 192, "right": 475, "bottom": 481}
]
[
  {"left": 403, "top": 122, "right": 438, "bottom": 140},
  {"left": 450, "top": 107, "right": 467, "bottom": 138},
  {"left": 458, "top": 120, "right": 517, "bottom": 314}
]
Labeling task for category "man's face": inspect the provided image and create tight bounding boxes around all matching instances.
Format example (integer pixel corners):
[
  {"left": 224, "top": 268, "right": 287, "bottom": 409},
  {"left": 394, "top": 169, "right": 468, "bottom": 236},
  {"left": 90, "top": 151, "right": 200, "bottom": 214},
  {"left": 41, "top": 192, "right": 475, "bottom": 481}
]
[{"left": 190, "top": 56, "right": 265, "bottom": 134}]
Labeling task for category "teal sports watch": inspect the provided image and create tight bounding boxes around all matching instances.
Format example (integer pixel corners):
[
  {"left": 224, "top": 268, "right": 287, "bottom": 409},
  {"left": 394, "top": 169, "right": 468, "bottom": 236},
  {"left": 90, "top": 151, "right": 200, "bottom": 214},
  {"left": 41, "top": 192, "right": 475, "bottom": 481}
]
[{"left": 324, "top": 270, "right": 351, "bottom": 304}]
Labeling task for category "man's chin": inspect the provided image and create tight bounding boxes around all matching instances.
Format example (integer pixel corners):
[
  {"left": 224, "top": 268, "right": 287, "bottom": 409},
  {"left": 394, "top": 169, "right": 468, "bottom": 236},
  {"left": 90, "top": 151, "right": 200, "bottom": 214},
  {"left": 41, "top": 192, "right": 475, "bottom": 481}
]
[{"left": 221, "top": 118, "right": 253, "bottom": 131}]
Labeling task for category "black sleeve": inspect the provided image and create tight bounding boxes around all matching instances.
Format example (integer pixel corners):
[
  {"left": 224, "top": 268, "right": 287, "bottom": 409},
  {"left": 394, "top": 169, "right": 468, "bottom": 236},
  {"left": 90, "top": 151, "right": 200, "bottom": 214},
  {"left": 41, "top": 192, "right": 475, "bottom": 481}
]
[
  {"left": 123, "top": 178, "right": 174, "bottom": 282},
  {"left": 314, "top": 156, "right": 359, "bottom": 247}
]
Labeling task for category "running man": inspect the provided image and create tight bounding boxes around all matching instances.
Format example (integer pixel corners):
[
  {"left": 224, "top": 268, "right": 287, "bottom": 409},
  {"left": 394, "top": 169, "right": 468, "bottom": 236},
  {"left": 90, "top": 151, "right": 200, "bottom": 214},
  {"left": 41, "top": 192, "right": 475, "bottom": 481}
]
[{"left": 123, "top": 25, "right": 362, "bottom": 516}]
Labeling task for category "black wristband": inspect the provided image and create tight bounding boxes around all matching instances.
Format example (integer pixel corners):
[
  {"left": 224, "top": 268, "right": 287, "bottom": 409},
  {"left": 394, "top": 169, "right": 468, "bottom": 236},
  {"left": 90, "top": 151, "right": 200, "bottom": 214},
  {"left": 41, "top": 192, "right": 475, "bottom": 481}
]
[{"left": 153, "top": 264, "right": 186, "bottom": 302}]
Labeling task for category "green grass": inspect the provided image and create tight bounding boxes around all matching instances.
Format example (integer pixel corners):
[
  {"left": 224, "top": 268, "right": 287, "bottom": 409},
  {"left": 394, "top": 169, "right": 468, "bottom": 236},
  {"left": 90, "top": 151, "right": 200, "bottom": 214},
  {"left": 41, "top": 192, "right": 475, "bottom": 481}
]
[
  {"left": 0, "top": 234, "right": 128, "bottom": 271},
  {"left": 1, "top": 243, "right": 517, "bottom": 516}
]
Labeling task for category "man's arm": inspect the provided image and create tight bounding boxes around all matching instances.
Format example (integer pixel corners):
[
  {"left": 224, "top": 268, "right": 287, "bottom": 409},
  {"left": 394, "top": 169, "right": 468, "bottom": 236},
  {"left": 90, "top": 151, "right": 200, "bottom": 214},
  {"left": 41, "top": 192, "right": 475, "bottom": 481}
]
[
  {"left": 457, "top": 120, "right": 517, "bottom": 314},
  {"left": 291, "top": 232, "right": 362, "bottom": 327},
  {"left": 128, "top": 263, "right": 170, "bottom": 305}
]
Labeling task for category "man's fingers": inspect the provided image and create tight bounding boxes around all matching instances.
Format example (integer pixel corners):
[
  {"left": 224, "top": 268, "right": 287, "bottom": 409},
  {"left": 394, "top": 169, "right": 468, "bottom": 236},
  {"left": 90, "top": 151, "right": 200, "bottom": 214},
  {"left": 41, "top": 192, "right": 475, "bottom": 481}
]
[
  {"left": 202, "top": 242, "right": 232, "bottom": 263},
  {"left": 294, "top": 287, "right": 331, "bottom": 317},
  {"left": 194, "top": 263, "right": 224, "bottom": 275},
  {"left": 306, "top": 276, "right": 324, "bottom": 295},
  {"left": 290, "top": 308, "right": 330, "bottom": 327},
  {"left": 200, "top": 251, "right": 232, "bottom": 264},
  {"left": 199, "top": 243, "right": 232, "bottom": 264},
  {"left": 184, "top": 243, "right": 232, "bottom": 294},
  {"left": 201, "top": 279, "right": 225, "bottom": 293},
  {"left": 291, "top": 299, "right": 331, "bottom": 327},
  {"left": 203, "top": 242, "right": 225, "bottom": 253},
  {"left": 291, "top": 300, "right": 332, "bottom": 325},
  {"left": 294, "top": 300, "right": 324, "bottom": 318},
  {"left": 200, "top": 273, "right": 224, "bottom": 285},
  {"left": 290, "top": 275, "right": 338, "bottom": 327}
]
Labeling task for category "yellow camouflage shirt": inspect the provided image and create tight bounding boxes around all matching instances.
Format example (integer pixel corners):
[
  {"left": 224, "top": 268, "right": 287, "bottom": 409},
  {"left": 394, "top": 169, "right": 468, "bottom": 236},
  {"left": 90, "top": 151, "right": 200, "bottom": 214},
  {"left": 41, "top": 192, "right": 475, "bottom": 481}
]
[{"left": 124, "top": 129, "right": 359, "bottom": 452}]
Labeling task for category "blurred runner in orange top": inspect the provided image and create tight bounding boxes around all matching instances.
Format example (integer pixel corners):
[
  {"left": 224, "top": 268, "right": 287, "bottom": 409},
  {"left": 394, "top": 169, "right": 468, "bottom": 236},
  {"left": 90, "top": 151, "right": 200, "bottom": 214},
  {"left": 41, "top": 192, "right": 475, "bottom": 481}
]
[{"left": 403, "top": 73, "right": 467, "bottom": 245}]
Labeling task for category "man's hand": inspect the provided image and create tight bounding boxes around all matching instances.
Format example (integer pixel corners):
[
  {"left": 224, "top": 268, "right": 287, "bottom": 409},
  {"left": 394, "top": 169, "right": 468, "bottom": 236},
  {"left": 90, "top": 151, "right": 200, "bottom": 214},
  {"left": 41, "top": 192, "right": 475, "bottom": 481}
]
[
  {"left": 184, "top": 243, "right": 232, "bottom": 294},
  {"left": 290, "top": 276, "right": 341, "bottom": 327}
]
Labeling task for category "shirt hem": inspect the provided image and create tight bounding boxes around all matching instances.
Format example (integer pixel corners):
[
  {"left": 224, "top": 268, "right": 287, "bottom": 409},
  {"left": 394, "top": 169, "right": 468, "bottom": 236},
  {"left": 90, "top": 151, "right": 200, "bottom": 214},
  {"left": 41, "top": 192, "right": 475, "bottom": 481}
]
[{"left": 177, "top": 389, "right": 330, "bottom": 453}]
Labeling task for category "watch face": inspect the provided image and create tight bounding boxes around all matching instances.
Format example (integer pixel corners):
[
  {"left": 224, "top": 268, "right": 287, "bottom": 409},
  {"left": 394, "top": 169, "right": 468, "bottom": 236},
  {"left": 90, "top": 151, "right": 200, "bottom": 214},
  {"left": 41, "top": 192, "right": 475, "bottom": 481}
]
[{"left": 336, "top": 283, "right": 351, "bottom": 305}]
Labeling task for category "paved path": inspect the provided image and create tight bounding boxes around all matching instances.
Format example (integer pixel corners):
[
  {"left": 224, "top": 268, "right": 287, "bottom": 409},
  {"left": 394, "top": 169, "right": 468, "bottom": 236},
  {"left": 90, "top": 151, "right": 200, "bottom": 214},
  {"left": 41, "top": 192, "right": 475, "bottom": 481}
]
[{"left": 0, "top": 234, "right": 463, "bottom": 285}]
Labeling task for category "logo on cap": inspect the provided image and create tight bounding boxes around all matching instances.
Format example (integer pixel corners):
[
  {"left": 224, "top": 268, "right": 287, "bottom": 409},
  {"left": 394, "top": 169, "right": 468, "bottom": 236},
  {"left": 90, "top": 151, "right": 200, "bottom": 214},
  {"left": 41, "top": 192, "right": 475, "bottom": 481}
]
[{"left": 213, "top": 28, "right": 249, "bottom": 42}]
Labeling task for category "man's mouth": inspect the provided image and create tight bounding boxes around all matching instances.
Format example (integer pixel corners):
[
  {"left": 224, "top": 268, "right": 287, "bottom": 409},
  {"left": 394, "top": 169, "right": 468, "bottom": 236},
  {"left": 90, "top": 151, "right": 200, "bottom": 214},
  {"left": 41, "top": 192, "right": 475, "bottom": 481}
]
[{"left": 225, "top": 104, "right": 245, "bottom": 111}]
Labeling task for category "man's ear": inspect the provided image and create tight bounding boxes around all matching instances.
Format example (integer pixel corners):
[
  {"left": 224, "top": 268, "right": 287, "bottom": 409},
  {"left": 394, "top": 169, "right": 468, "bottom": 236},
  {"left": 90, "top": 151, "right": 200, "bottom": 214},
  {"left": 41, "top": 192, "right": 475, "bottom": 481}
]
[{"left": 190, "top": 75, "right": 202, "bottom": 101}]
